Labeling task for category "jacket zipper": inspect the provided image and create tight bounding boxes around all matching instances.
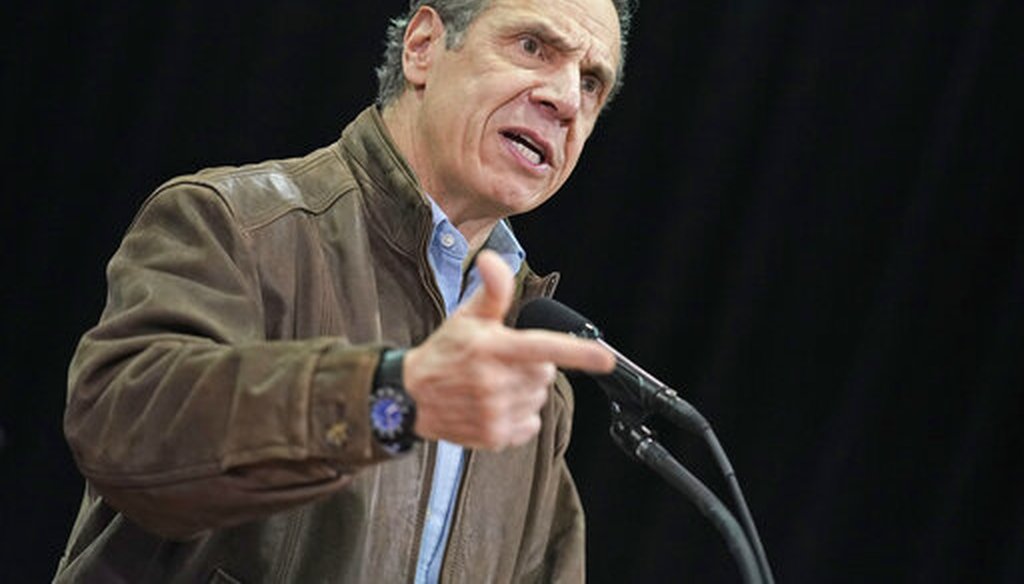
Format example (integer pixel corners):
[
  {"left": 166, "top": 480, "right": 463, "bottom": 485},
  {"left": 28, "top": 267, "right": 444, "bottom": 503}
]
[
  {"left": 407, "top": 440, "right": 438, "bottom": 582},
  {"left": 407, "top": 220, "right": 449, "bottom": 583},
  {"left": 438, "top": 449, "right": 474, "bottom": 583}
]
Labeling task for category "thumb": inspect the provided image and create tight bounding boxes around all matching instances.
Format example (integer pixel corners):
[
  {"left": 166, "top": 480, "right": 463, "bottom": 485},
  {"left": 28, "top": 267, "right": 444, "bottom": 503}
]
[{"left": 457, "top": 249, "right": 514, "bottom": 322}]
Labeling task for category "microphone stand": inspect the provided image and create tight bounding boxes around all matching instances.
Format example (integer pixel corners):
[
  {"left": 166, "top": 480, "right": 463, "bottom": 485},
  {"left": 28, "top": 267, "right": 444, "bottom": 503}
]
[
  {"left": 538, "top": 315, "right": 774, "bottom": 582},
  {"left": 591, "top": 336, "right": 776, "bottom": 584},
  {"left": 607, "top": 399, "right": 765, "bottom": 584}
]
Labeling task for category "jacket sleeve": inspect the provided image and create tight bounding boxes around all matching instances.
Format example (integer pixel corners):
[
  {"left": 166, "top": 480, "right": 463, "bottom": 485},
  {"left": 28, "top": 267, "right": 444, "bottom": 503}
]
[{"left": 64, "top": 183, "right": 393, "bottom": 540}]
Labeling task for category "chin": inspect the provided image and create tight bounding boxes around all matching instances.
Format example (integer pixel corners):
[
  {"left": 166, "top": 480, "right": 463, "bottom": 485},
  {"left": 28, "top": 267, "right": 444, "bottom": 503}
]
[
  {"left": 472, "top": 168, "right": 557, "bottom": 216},
  {"left": 491, "top": 189, "right": 549, "bottom": 216}
]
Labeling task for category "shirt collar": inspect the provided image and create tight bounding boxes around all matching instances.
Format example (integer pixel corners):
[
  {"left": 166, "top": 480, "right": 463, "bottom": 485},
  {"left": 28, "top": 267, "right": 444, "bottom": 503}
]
[{"left": 424, "top": 195, "right": 526, "bottom": 270}]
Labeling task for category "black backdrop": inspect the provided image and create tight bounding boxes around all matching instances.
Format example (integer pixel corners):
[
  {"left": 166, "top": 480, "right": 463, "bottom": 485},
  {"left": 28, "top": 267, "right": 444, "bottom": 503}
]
[{"left": 2, "top": 1, "right": 1021, "bottom": 582}]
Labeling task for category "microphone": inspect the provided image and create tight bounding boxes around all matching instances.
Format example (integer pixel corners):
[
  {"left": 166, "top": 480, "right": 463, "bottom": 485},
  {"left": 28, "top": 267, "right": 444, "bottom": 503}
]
[{"left": 515, "top": 297, "right": 708, "bottom": 434}]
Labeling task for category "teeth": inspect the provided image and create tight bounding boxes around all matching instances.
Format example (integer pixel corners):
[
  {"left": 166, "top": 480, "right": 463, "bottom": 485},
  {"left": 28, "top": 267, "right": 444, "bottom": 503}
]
[
  {"left": 503, "top": 131, "right": 545, "bottom": 165},
  {"left": 511, "top": 139, "right": 542, "bottom": 164}
]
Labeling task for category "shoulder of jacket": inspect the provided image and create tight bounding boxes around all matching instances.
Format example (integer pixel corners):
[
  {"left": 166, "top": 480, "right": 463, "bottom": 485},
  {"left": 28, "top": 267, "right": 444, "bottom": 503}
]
[{"left": 150, "top": 143, "right": 357, "bottom": 232}]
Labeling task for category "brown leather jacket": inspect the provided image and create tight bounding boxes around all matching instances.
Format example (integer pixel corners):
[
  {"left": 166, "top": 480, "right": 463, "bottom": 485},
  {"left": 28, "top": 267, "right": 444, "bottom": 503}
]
[{"left": 56, "top": 106, "right": 585, "bottom": 583}]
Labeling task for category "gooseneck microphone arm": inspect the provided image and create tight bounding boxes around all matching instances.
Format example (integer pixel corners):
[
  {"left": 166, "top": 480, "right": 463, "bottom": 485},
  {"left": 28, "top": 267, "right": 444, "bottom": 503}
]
[
  {"left": 594, "top": 327, "right": 774, "bottom": 583},
  {"left": 515, "top": 298, "right": 775, "bottom": 584},
  {"left": 608, "top": 410, "right": 763, "bottom": 584},
  {"left": 598, "top": 356, "right": 765, "bottom": 584}
]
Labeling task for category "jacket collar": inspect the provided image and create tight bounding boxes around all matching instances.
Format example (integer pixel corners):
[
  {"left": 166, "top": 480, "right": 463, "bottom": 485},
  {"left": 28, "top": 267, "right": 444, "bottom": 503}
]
[
  {"left": 337, "top": 105, "right": 560, "bottom": 311},
  {"left": 338, "top": 105, "right": 433, "bottom": 258}
]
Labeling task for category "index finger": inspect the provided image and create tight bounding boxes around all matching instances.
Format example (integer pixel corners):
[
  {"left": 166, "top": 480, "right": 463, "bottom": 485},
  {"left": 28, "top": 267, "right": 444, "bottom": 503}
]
[{"left": 490, "top": 329, "right": 616, "bottom": 373}]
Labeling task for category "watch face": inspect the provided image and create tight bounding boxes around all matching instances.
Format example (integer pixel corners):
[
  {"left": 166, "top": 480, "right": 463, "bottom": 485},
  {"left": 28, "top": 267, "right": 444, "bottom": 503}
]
[{"left": 371, "top": 388, "right": 409, "bottom": 439}]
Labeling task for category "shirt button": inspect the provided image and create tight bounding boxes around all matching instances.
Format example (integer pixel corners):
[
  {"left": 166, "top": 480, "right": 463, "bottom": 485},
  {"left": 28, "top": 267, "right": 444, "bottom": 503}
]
[{"left": 440, "top": 232, "right": 456, "bottom": 248}]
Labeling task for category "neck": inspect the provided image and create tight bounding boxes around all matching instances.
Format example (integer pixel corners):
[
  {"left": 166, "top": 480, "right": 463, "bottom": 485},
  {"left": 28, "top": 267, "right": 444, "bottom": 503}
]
[{"left": 381, "top": 97, "right": 501, "bottom": 250}]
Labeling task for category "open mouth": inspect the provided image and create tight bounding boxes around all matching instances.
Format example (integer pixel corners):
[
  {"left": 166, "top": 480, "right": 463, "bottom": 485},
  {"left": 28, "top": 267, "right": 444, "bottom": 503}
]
[{"left": 501, "top": 130, "right": 547, "bottom": 166}]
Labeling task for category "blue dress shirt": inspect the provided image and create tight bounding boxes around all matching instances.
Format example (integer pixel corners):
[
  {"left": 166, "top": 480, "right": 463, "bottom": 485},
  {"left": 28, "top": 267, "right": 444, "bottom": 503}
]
[{"left": 413, "top": 198, "right": 525, "bottom": 584}]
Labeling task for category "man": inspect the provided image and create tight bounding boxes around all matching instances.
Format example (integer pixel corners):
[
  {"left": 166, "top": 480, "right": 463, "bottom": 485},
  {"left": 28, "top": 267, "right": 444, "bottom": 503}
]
[{"left": 57, "top": 0, "right": 633, "bottom": 581}]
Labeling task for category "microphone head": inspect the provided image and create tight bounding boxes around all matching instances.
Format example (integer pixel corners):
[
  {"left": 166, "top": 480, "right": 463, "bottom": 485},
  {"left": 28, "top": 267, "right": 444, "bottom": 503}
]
[{"left": 515, "top": 297, "right": 602, "bottom": 339}]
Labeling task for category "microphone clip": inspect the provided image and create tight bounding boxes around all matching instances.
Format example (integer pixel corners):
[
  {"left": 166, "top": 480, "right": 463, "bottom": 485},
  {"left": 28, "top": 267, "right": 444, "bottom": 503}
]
[{"left": 608, "top": 400, "right": 658, "bottom": 463}]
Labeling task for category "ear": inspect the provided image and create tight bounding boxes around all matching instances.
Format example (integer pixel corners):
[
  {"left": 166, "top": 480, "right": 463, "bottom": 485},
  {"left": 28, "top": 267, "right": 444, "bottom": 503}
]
[{"left": 402, "top": 7, "right": 446, "bottom": 90}]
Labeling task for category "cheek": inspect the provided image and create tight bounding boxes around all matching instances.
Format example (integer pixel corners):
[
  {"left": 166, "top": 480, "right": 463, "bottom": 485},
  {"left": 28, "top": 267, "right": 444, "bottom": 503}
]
[{"left": 562, "top": 135, "right": 587, "bottom": 171}]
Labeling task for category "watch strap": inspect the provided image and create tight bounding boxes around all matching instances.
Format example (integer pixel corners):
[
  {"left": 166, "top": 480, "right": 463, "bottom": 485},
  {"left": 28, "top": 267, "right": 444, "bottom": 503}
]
[{"left": 373, "top": 347, "right": 407, "bottom": 390}]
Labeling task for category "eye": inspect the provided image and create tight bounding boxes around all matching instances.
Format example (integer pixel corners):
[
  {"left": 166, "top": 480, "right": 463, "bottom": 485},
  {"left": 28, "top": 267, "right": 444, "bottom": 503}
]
[
  {"left": 581, "top": 75, "right": 603, "bottom": 97},
  {"left": 519, "top": 35, "right": 542, "bottom": 57}
]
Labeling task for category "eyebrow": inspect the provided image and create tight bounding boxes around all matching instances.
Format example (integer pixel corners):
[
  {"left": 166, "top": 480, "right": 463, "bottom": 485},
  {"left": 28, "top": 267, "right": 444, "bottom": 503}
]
[{"left": 515, "top": 20, "right": 617, "bottom": 93}]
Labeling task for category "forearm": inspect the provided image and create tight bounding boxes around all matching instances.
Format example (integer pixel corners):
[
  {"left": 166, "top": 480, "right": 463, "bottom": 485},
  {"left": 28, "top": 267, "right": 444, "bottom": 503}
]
[{"left": 65, "top": 335, "right": 392, "bottom": 538}]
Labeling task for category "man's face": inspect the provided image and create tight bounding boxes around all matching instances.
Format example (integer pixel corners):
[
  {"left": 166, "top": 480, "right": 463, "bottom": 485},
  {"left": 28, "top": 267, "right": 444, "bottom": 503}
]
[{"left": 414, "top": 0, "right": 621, "bottom": 220}]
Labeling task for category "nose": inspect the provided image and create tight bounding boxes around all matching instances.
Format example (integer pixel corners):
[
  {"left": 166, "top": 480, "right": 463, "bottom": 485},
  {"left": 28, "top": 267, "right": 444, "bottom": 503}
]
[{"left": 531, "top": 64, "right": 581, "bottom": 124}]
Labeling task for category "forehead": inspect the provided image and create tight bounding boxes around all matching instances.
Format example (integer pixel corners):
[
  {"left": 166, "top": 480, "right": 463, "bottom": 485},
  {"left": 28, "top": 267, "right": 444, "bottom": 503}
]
[{"left": 480, "top": 0, "right": 622, "bottom": 73}]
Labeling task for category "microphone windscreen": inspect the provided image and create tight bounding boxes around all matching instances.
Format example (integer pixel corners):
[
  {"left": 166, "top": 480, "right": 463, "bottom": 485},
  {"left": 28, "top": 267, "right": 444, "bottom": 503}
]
[{"left": 515, "top": 297, "right": 594, "bottom": 335}]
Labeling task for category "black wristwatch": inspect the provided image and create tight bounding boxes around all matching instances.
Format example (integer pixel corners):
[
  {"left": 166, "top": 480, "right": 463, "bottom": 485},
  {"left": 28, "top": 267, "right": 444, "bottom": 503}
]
[{"left": 369, "top": 348, "right": 419, "bottom": 454}]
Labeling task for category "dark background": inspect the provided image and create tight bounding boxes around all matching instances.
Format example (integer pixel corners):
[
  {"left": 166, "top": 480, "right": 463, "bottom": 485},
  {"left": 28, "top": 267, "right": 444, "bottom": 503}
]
[{"left": 2, "top": 1, "right": 1021, "bottom": 582}]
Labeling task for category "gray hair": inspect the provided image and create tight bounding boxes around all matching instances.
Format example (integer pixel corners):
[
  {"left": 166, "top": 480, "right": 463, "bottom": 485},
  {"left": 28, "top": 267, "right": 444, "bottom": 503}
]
[{"left": 375, "top": 0, "right": 636, "bottom": 107}]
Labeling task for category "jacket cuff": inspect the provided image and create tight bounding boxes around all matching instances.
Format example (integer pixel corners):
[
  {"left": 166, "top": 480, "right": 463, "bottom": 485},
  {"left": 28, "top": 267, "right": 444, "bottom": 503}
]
[{"left": 308, "top": 342, "right": 396, "bottom": 464}]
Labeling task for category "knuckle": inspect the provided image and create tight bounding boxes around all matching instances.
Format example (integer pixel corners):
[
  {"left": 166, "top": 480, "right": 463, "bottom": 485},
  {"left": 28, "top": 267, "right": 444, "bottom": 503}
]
[
  {"left": 525, "top": 363, "right": 556, "bottom": 388},
  {"left": 515, "top": 416, "right": 542, "bottom": 445},
  {"left": 482, "top": 422, "right": 509, "bottom": 449},
  {"left": 528, "top": 413, "right": 542, "bottom": 430},
  {"left": 534, "top": 386, "right": 549, "bottom": 408}
]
